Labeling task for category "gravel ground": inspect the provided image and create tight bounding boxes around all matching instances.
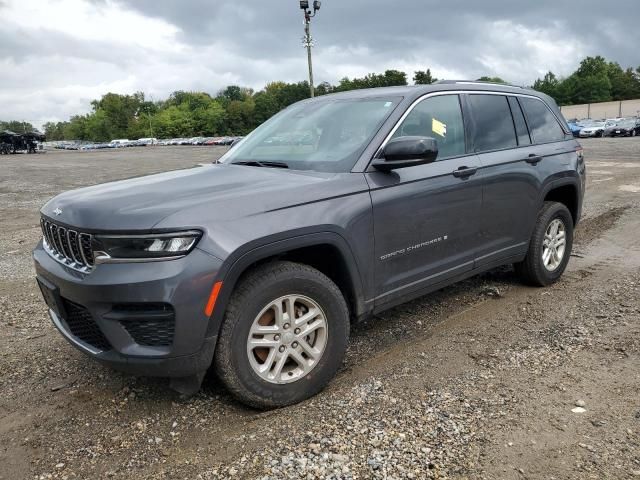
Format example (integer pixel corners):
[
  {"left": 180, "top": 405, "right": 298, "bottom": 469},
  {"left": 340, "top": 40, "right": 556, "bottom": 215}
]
[{"left": 0, "top": 139, "right": 639, "bottom": 479}]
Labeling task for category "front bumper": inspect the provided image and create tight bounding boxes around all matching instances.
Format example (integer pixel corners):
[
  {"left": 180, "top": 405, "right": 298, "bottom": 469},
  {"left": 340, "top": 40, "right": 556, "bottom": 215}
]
[{"left": 34, "top": 241, "right": 223, "bottom": 378}]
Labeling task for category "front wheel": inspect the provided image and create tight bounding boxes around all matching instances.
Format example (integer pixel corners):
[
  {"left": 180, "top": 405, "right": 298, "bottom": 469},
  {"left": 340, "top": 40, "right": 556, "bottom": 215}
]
[
  {"left": 214, "top": 261, "right": 350, "bottom": 409},
  {"left": 515, "top": 202, "right": 574, "bottom": 287}
]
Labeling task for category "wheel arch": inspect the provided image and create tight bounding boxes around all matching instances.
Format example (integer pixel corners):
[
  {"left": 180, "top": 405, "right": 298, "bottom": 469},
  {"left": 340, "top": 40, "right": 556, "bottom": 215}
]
[
  {"left": 206, "top": 231, "right": 368, "bottom": 338},
  {"left": 540, "top": 177, "right": 581, "bottom": 226}
]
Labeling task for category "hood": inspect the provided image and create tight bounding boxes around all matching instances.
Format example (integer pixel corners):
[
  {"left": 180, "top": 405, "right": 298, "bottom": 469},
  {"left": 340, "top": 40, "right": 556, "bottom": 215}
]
[{"left": 42, "top": 164, "right": 363, "bottom": 231}]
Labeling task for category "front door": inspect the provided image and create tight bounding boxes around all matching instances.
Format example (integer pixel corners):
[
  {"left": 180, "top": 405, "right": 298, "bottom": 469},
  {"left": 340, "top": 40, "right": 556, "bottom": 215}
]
[{"left": 365, "top": 94, "right": 483, "bottom": 308}]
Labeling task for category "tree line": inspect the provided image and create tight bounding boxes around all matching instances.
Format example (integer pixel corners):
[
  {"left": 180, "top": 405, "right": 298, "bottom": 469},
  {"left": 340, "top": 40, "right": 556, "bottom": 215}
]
[
  {"left": 533, "top": 56, "right": 640, "bottom": 106},
  {"left": 0, "top": 120, "right": 35, "bottom": 133},
  {"left": 41, "top": 69, "right": 435, "bottom": 142},
  {"left": 5, "top": 56, "right": 639, "bottom": 142}
]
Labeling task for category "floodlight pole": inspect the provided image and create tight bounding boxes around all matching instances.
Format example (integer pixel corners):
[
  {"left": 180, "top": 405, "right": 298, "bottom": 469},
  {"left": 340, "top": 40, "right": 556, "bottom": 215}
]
[
  {"left": 300, "top": 1, "right": 320, "bottom": 98},
  {"left": 304, "top": 17, "right": 315, "bottom": 97}
]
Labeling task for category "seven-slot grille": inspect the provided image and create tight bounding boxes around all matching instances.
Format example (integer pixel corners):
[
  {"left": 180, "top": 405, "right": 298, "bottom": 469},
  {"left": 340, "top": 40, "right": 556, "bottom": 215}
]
[{"left": 41, "top": 217, "right": 94, "bottom": 271}]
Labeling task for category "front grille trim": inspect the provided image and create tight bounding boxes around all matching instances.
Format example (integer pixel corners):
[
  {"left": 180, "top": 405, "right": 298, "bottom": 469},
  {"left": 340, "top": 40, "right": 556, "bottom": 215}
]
[{"left": 41, "top": 217, "right": 94, "bottom": 273}]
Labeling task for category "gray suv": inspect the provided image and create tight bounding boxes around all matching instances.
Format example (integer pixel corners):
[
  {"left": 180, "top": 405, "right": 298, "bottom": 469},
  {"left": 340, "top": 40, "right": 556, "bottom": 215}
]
[{"left": 34, "top": 82, "right": 586, "bottom": 408}]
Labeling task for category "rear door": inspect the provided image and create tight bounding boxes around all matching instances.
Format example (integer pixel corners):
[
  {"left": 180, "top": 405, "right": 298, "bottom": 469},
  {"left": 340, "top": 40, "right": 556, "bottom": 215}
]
[
  {"left": 465, "top": 93, "right": 541, "bottom": 267},
  {"left": 366, "top": 94, "right": 482, "bottom": 307}
]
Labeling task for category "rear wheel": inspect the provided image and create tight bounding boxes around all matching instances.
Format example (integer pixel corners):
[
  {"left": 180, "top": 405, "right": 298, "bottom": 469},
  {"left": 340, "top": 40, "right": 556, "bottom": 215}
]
[
  {"left": 515, "top": 202, "right": 573, "bottom": 286},
  {"left": 214, "top": 261, "right": 350, "bottom": 409}
]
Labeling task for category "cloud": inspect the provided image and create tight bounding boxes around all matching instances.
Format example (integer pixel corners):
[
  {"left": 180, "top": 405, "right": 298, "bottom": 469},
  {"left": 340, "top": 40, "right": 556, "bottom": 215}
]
[{"left": 1, "top": 0, "right": 638, "bottom": 128}]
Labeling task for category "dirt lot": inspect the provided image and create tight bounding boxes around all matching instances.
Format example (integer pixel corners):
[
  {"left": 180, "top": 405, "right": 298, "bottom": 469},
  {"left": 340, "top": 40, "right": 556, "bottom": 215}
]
[{"left": 0, "top": 140, "right": 639, "bottom": 480}]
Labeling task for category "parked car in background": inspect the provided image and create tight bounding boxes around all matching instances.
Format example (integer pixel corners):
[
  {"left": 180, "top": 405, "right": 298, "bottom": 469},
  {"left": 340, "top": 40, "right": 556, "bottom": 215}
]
[
  {"left": 214, "top": 137, "right": 236, "bottom": 145},
  {"left": 567, "top": 121, "right": 583, "bottom": 137},
  {"left": 138, "top": 138, "right": 158, "bottom": 146},
  {"left": 110, "top": 139, "right": 130, "bottom": 148},
  {"left": 579, "top": 122, "right": 606, "bottom": 138},
  {"left": 604, "top": 118, "right": 639, "bottom": 137}
]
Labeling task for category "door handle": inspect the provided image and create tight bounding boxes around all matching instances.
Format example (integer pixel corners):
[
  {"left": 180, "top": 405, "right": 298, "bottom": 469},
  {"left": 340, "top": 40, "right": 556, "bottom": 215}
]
[
  {"left": 525, "top": 154, "right": 543, "bottom": 165},
  {"left": 452, "top": 166, "right": 477, "bottom": 178}
]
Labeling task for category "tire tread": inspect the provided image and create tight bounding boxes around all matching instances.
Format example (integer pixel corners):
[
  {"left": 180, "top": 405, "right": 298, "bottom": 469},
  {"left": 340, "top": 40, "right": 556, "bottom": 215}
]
[
  {"left": 515, "top": 201, "right": 573, "bottom": 287},
  {"left": 214, "top": 261, "right": 349, "bottom": 409}
]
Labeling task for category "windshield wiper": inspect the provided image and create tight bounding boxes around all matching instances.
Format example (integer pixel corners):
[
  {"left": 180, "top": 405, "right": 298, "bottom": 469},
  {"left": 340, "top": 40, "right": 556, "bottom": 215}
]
[{"left": 232, "top": 160, "right": 289, "bottom": 169}]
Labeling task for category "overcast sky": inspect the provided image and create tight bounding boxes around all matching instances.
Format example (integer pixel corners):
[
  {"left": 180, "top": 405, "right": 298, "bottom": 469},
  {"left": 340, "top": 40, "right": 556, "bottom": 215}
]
[{"left": 1, "top": 0, "right": 638, "bottom": 128}]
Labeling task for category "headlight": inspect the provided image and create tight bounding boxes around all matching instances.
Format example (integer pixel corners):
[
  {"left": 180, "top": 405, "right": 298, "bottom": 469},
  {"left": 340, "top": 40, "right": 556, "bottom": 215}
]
[{"left": 92, "top": 231, "right": 202, "bottom": 263}]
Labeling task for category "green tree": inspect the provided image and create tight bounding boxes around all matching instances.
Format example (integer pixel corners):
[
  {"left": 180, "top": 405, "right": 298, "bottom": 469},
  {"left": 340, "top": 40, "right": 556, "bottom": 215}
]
[
  {"left": 0, "top": 120, "right": 34, "bottom": 133},
  {"left": 154, "top": 106, "right": 194, "bottom": 138},
  {"left": 477, "top": 76, "right": 507, "bottom": 84},
  {"left": 315, "top": 81, "right": 333, "bottom": 96},
  {"left": 335, "top": 69, "right": 408, "bottom": 92},
  {"left": 90, "top": 92, "right": 144, "bottom": 139},
  {"left": 413, "top": 69, "right": 438, "bottom": 85},
  {"left": 253, "top": 91, "right": 280, "bottom": 126},
  {"left": 224, "top": 98, "right": 255, "bottom": 135},
  {"left": 576, "top": 56, "right": 609, "bottom": 78},
  {"left": 43, "top": 122, "right": 66, "bottom": 140},
  {"left": 573, "top": 73, "right": 611, "bottom": 104},
  {"left": 63, "top": 115, "right": 89, "bottom": 140},
  {"left": 607, "top": 63, "right": 640, "bottom": 100},
  {"left": 533, "top": 71, "right": 559, "bottom": 98}
]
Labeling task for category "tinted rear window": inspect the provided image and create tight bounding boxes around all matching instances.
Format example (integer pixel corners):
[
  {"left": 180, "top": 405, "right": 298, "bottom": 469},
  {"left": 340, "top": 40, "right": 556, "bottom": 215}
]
[
  {"left": 468, "top": 95, "right": 517, "bottom": 152},
  {"left": 508, "top": 96, "right": 531, "bottom": 146},
  {"left": 519, "top": 97, "right": 566, "bottom": 144}
]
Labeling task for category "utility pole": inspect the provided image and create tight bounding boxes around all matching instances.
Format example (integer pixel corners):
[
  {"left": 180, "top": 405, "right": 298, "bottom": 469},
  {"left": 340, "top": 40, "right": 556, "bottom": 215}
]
[
  {"left": 299, "top": 1, "right": 321, "bottom": 98},
  {"left": 147, "top": 95, "right": 154, "bottom": 138}
]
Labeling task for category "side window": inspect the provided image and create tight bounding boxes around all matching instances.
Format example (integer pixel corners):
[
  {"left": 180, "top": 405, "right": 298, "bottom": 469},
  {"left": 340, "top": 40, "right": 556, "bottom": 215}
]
[
  {"left": 392, "top": 95, "right": 465, "bottom": 160},
  {"left": 468, "top": 94, "right": 517, "bottom": 152},
  {"left": 508, "top": 96, "right": 531, "bottom": 146},
  {"left": 518, "top": 97, "right": 566, "bottom": 144}
]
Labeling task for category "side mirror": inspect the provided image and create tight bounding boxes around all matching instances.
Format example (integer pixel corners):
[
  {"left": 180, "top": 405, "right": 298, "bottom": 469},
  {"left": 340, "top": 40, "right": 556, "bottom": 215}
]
[{"left": 372, "top": 136, "right": 438, "bottom": 172}]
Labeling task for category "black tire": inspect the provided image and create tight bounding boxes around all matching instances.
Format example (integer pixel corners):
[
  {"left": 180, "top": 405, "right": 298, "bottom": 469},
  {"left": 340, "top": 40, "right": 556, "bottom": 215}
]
[
  {"left": 214, "top": 261, "right": 350, "bottom": 409},
  {"left": 514, "top": 201, "right": 574, "bottom": 287}
]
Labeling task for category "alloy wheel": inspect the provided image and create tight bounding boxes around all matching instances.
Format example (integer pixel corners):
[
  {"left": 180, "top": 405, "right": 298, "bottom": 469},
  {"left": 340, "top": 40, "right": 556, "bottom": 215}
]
[
  {"left": 542, "top": 218, "right": 566, "bottom": 272},
  {"left": 246, "top": 295, "right": 328, "bottom": 384}
]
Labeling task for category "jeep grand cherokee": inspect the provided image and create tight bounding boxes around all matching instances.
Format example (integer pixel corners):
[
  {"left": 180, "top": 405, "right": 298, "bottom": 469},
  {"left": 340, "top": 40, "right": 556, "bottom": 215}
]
[{"left": 34, "top": 81, "right": 585, "bottom": 408}]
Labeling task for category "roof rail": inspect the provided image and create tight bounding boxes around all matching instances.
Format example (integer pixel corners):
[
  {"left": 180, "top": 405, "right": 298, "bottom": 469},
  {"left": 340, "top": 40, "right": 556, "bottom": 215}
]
[{"left": 435, "top": 80, "right": 525, "bottom": 89}]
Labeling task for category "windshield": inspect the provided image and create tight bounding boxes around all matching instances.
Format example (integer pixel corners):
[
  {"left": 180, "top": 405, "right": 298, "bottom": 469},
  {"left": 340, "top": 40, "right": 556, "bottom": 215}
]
[
  {"left": 219, "top": 97, "right": 401, "bottom": 172},
  {"left": 616, "top": 120, "right": 636, "bottom": 127}
]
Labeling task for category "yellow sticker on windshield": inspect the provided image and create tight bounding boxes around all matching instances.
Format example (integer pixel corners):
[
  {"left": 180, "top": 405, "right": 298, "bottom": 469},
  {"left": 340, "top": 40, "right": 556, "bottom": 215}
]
[{"left": 432, "top": 118, "right": 447, "bottom": 137}]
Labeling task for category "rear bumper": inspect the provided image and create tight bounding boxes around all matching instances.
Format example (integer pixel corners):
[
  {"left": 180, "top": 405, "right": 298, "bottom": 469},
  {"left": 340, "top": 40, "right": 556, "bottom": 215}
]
[{"left": 34, "top": 242, "right": 223, "bottom": 378}]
